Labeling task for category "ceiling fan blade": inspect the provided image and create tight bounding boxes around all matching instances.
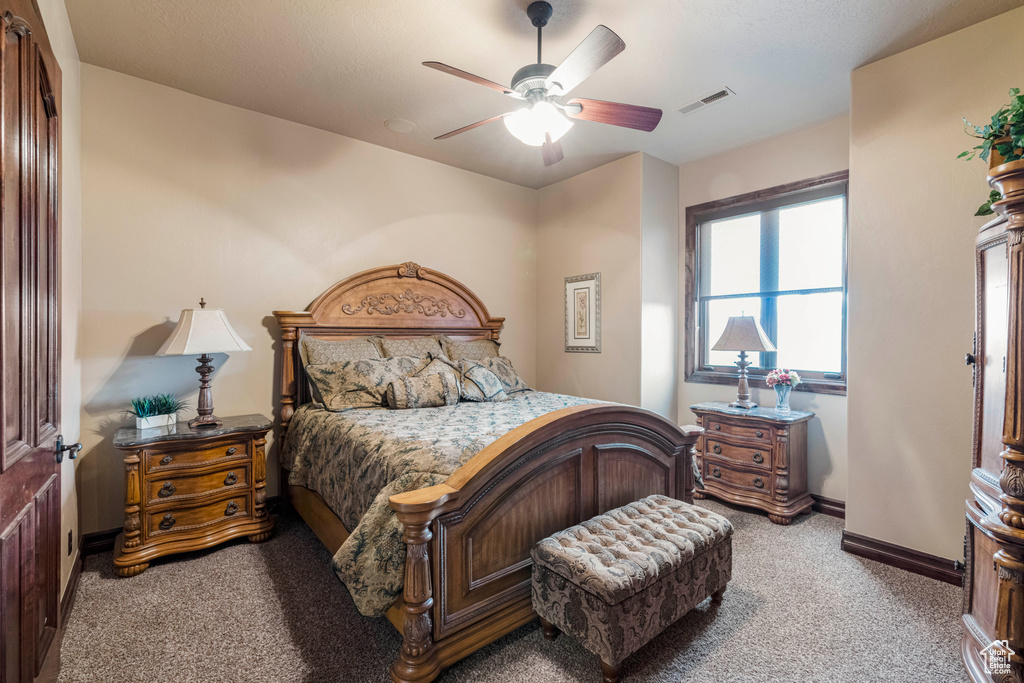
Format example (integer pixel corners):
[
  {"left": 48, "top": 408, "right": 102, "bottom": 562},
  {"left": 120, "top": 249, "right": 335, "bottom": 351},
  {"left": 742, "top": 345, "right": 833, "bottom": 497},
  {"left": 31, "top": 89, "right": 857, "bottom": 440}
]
[
  {"left": 565, "top": 98, "right": 662, "bottom": 132},
  {"left": 542, "top": 133, "right": 564, "bottom": 166},
  {"left": 435, "top": 114, "right": 507, "bottom": 140},
  {"left": 544, "top": 26, "right": 625, "bottom": 96},
  {"left": 423, "top": 61, "right": 519, "bottom": 97}
]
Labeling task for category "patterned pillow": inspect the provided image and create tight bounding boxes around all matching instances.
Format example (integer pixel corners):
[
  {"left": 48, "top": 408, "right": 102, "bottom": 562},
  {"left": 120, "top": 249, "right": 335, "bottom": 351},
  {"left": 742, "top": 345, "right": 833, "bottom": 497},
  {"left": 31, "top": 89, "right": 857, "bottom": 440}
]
[
  {"left": 306, "top": 356, "right": 429, "bottom": 411},
  {"left": 458, "top": 359, "right": 509, "bottom": 402},
  {"left": 301, "top": 337, "right": 383, "bottom": 365},
  {"left": 379, "top": 336, "right": 444, "bottom": 359},
  {"left": 473, "top": 357, "right": 530, "bottom": 395},
  {"left": 441, "top": 337, "right": 500, "bottom": 361},
  {"left": 385, "top": 371, "right": 460, "bottom": 410},
  {"left": 418, "top": 355, "right": 460, "bottom": 379}
]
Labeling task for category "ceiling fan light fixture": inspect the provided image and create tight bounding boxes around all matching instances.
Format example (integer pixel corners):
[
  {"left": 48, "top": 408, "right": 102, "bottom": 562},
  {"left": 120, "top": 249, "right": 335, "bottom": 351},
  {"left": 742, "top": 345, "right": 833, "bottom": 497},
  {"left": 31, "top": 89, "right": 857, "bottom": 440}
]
[{"left": 503, "top": 101, "right": 572, "bottom": 147}]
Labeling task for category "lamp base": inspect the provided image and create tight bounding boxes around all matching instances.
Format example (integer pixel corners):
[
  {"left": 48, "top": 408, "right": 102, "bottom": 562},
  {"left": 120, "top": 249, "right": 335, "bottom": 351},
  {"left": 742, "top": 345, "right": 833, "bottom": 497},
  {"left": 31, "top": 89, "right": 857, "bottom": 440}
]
[
  {"left": 728, "top": 399, "right": 758, "bottom": 410},
  {"left": 189, "top": 413, "right": 223, "bottom": 429}
]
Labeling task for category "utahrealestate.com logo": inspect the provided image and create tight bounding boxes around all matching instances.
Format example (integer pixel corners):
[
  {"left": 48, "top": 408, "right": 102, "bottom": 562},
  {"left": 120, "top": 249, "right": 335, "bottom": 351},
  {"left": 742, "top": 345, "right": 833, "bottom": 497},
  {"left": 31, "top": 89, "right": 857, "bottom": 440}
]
[{"left": 981, "top": 639, "right": 1015, "bottom": 676}]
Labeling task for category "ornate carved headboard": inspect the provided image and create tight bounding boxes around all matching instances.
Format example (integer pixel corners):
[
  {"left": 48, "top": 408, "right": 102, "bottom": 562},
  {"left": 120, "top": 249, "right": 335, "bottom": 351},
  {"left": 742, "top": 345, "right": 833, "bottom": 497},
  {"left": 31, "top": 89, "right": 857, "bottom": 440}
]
[{"left": 272, "top": 262, "right": 504, "bottom": 429}]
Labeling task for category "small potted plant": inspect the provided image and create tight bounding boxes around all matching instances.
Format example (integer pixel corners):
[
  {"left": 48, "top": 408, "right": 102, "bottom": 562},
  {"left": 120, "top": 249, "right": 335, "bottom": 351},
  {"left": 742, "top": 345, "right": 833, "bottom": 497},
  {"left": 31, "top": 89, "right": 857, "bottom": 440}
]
[
  {"left": 766, "top": 369, "right": 800, "bottom": 414},
  {"left": 959, "top": 88, "right": 1024, "bottom": 215},
  {"left": 128, "top": 394, "right": 188, "bottom": 430}
]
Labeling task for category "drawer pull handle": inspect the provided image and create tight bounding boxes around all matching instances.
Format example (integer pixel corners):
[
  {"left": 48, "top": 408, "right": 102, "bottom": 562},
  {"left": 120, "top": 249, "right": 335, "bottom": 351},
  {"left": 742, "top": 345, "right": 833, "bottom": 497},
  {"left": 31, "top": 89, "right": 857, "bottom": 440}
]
[
  {"left": 159, "top": 513, "right": 175, "bottom": 530},
  {"left": 227, "top": 447, "right": 237, "bottom": 455},
  {"left": 224, "top": 472, "right": 238, "bottom": 486},
  {"left": 160, "top": 454, "right": 173, "bottom": 465},
  {"left": 753, "top": 477, "right": 764, "bottom": 489},
  {"left": 225, "top": 501, "right": 238, "bottom": 516},
  {"left": 753, "top": 452, "right": 764, "bottom": 464},
  {"left": 756, "top": 430, "right": 764, "bottom": 438},
  {"left": 712, "top": 467, "right": 721, "bottom": 478},
  {"left": 714, "top": 424, "right": 721, "bottom": 431},
  {"left": 712, "top": 444, "right": 721, "bottom": 454},
  {"left": 158, "top": 481, "right": 176, "bottom": 497}
]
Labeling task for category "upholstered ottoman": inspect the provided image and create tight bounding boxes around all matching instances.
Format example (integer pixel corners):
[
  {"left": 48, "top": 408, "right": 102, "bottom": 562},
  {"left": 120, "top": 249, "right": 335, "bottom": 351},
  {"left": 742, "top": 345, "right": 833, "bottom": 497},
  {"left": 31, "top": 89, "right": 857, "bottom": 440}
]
[{"left": 531, "top": 495, "right": 733, "bottom": 682}]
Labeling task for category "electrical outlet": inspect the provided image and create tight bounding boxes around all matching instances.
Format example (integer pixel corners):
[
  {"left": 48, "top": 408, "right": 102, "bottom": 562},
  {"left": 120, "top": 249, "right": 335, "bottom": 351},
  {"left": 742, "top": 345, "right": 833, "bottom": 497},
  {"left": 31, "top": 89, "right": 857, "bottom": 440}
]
[{"left": 67, "top": 530, "right": 73, "bottom": 556}]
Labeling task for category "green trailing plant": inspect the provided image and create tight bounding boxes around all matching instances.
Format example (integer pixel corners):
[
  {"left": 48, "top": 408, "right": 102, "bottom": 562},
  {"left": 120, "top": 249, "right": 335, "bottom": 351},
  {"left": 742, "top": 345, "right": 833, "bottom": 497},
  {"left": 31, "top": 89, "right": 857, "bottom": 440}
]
[
  {"left": 127, "top": 393, "right": 188, "bottom": 418},
  {"left": 975, "top": 189, "right": 1003, "bottom": 217},
  {"left": 960, "top": 88, "right": 1024, "bottom": 215}
]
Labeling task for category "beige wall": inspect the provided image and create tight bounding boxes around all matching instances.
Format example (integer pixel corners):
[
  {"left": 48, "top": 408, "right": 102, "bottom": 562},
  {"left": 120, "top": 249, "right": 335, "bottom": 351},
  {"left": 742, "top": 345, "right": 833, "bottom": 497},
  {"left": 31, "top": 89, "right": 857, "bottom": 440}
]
[
  {"left": 847, "top": 6, "right": 1024, "bottom": 559},
  {"left": 36, "top": 0, "right": 83, "bottom": 592},
  {"left": 677, "top": 115, "right": 850, "bottom": 502},
  {"left": 641, "top": 155, "right": 680, "bottom": 419},
  {"left": 536, "top": 154, "right": 644, "bottom": 404},
  {"left": 79, "top": 65, "right": 538, "bottom": 534}
]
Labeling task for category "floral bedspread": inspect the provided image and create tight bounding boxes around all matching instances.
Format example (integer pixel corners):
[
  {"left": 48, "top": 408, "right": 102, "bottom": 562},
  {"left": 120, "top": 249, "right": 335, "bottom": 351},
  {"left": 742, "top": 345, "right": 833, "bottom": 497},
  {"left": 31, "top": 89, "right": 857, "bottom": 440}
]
[{"left": 281, "top": 392, "right": 599, "bottom": 617}]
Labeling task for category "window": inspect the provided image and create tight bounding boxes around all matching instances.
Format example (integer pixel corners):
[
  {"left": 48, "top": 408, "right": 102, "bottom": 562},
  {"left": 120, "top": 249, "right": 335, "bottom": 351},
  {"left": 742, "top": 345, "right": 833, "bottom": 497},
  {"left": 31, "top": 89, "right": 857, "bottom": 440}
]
[{"left": 684, "top": 171, "right": 848, "bottom": 395}]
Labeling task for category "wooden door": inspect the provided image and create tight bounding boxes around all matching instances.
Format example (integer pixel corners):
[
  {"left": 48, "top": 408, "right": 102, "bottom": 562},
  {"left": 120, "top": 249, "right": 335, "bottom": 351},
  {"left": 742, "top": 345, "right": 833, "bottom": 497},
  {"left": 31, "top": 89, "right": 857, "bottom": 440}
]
[{"left": 0, "top": 2, "right": 62, "bottom": 682}]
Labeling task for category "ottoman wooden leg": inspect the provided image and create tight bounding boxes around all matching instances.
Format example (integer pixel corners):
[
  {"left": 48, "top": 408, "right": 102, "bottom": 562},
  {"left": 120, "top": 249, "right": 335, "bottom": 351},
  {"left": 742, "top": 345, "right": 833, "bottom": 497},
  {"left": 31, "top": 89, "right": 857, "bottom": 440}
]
[
  {"left": 538, "top": 617, "right": 560, "bottom": 640},
  {"left": 711, "top": 586, "right": 726, "bottom": 604},
  {"left": 601, "top": 660, "right": 621, "bottom": 683}
]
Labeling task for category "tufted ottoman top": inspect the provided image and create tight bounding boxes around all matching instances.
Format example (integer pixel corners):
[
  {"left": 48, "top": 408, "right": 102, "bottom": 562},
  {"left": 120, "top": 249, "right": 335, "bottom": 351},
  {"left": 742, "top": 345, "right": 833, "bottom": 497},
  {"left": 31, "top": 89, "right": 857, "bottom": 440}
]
[{"left": 531, "top": 495, "right": 733, "bottom": 605}]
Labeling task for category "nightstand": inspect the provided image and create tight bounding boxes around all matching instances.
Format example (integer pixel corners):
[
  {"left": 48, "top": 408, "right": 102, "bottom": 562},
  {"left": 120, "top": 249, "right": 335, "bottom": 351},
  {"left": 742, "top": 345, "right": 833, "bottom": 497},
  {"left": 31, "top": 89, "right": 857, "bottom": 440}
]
[
  {"left": 112, "top": 414, "right": 275, "bottom": 577},
  {"left": 690, "top": 402, "right": 814, "bottom": 525}
]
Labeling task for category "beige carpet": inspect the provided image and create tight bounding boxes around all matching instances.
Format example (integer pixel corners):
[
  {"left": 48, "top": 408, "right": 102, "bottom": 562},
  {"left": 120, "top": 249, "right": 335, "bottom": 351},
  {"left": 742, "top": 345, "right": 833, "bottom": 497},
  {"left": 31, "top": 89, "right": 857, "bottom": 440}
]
[{"left": 58, "top": 500, "right": 967, "bottom": 682}]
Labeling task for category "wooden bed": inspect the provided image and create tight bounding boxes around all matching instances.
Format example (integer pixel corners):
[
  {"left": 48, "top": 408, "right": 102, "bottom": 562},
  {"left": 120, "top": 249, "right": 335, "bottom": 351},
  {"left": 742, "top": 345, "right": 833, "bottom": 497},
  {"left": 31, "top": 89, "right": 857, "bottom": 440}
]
[{"left": 272, "top": 262, "right": 703, "bottom": 683}]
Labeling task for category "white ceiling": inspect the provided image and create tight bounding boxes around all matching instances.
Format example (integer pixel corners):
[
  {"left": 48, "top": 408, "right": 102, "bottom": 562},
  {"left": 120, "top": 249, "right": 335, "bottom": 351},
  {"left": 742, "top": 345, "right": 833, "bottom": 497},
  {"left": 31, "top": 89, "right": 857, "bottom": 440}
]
[{"left": 65, "top": 0, "right": 1023, "bottom": 189}]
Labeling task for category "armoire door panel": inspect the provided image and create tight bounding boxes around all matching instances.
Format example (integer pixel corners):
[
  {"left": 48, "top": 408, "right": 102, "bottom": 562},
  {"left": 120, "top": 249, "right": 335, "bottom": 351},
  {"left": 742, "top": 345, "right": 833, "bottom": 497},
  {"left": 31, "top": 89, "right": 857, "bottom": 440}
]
[{"left": 980, "top": 240, "right": 1008, "bottom": 476}]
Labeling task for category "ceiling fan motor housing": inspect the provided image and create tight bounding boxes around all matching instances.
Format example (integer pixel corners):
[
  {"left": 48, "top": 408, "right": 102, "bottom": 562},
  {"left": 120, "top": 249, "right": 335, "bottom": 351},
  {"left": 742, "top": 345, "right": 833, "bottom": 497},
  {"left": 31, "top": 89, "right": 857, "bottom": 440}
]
[
  {"left": 511, "top": 63, "right": 556, "bottom": 96},
  {"left": 527, "top": 1, "right": 553, "bottom": 27}
]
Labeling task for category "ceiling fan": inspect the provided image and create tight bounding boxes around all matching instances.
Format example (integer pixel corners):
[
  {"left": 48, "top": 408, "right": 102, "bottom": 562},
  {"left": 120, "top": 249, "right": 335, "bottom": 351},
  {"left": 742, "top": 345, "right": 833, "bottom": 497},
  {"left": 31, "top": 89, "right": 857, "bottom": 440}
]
[{"left": 424, "top": 1, "right": 662, "bottom": 167}]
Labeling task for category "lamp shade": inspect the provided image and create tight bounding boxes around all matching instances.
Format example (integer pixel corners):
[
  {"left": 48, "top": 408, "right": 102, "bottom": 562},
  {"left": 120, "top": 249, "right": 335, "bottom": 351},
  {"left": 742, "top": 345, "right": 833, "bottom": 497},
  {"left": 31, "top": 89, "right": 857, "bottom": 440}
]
[
  {"left": 711, "top": 316, "right": 777, "bottom": 353},
  {"left": 157, "top": 307, "right": 252, "bottom": 356}
]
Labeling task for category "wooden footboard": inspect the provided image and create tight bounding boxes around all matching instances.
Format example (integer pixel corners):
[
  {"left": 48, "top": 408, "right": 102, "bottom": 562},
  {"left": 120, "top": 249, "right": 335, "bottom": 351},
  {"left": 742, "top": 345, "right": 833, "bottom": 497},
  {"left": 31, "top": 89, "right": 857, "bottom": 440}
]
[{"left": 388, "top": 404, "right": 703, "bottom": 683}]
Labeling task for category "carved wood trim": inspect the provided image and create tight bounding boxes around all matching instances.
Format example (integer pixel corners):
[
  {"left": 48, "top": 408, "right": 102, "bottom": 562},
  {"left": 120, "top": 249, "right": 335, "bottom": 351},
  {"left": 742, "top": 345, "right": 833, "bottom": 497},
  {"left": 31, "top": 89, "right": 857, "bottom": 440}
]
[{"left": 272, "top": 264, "right": 505, "bottom": 433}]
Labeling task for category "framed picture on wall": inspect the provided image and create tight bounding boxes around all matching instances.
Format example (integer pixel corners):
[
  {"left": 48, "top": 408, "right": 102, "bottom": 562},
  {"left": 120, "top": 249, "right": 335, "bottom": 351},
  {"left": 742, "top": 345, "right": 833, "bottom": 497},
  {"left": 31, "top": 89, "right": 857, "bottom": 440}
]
[{"left": 565, "top": 273, "right": 601, "bottom": 353}]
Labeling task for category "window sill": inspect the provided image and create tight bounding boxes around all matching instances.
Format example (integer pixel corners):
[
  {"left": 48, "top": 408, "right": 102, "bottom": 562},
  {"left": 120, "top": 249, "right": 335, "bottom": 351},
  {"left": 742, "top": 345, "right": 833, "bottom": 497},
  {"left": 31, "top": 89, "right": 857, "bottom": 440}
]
[{"left": 685, "top": 369, "right": 847, "bottom": 397}]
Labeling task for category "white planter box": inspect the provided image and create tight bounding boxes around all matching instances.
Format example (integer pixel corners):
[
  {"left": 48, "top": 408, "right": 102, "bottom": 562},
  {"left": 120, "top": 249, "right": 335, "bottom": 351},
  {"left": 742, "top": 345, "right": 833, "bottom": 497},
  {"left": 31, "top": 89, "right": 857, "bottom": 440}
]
[{"left": 136, "top": 414, "right": 176, "bottom": 430}]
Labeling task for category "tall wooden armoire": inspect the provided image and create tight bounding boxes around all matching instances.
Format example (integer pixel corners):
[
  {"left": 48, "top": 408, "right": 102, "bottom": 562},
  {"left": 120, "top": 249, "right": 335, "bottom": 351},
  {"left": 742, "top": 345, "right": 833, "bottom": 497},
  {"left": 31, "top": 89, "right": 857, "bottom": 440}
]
[{"left": 962, "top": 160, "right": 1024, "bottom": 683}]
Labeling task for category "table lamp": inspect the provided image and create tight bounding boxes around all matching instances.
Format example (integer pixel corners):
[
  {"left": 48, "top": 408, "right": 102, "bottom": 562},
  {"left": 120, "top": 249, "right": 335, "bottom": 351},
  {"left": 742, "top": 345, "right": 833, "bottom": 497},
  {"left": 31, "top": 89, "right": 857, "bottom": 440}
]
[
  {"left": 711, "top": 315, "right": 777, "bottom": 409},
  {"left": 157, "top": 299, "right": 251, "bottom": 429}
]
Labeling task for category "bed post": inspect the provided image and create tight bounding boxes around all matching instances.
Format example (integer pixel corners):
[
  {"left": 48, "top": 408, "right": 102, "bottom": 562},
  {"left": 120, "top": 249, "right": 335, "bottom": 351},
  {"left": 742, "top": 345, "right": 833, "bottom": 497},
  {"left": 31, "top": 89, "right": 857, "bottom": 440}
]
[
  {"left": 389, "top": 484, "right": 457, "bottom": 683},
  {"left": 279, "top": 325, "right": 297, "bottom": 429},
  {"left": 390, "top": 510, "right": 441, "bottom": 682},
  {"left": 678, "top": 425, "right": 703, "bottom": 504}
]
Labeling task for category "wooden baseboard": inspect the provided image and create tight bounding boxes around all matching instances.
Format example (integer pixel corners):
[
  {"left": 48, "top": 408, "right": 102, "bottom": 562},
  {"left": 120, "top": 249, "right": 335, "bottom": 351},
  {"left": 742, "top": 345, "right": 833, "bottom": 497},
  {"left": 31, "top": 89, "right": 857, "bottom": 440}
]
[
  {"left": 61, "top": 549, "right": 82, "bottom": 627},
  {"left": 81, "top": 527, "right": 121, "bottom": 556},
  {"left": 841, "top": 530, "right": 963, "bottom": 586},
  {"left": 81, "top": 495, "right": 284, "bottom": 556},
  {"left": 810, "top": 494, "right": 846, "bottom": 519}
]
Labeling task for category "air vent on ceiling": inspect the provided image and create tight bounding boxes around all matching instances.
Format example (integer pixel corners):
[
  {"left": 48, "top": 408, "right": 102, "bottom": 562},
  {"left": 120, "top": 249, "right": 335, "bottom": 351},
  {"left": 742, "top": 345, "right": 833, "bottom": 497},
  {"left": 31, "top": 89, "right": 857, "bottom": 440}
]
[{"left": 677, "top": 87, "right": 736, "bottom": 116}]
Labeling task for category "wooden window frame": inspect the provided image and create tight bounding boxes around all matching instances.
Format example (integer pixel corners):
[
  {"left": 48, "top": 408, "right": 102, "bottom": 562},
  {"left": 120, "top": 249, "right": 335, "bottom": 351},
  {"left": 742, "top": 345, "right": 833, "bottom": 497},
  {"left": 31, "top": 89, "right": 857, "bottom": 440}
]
[{"left": 684, "top": 170, "right": 849, "bottom": 396}]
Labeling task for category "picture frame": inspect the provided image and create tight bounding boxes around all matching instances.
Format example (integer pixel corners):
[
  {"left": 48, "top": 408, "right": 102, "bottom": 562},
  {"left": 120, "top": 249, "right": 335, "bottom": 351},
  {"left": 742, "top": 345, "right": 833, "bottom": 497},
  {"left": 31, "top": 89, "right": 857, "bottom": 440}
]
[{"left": 564, "top": 272, "right": 601, "bottom": 353}]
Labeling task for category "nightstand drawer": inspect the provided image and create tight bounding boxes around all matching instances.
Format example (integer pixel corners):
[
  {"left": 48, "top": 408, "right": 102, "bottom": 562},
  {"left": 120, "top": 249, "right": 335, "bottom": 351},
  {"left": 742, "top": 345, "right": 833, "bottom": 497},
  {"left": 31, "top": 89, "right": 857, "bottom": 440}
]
[
  {"left": 704, "top": 418, "right": 771, "bottom": 444},
  {"left": 704, "top": 459, "right": 771, "bottom": 498},
  {"left": 144, "top": 439, "right": 248, "bottom": 473},
  {"left": 704, "top": 439, "right": 771, "bottom": 471},
  {"left": 146, "top": 493, "right": 251, "bottom": 539},
  {"left": 146, "top": 464, "right": 250, "bottom": 505}
]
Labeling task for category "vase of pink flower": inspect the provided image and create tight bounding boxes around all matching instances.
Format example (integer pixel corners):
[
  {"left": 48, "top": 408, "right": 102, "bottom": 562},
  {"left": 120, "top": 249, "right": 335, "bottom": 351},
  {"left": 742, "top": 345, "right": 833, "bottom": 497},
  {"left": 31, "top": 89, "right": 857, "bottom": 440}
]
[{"left": 766, "top": 369, "right": 800, "bottom": 414}]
